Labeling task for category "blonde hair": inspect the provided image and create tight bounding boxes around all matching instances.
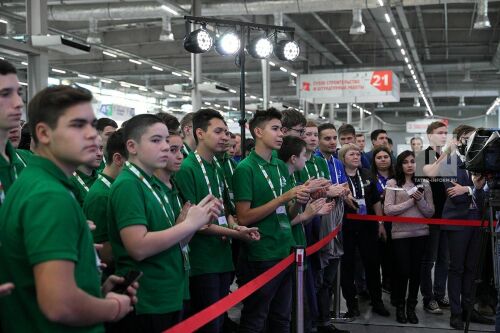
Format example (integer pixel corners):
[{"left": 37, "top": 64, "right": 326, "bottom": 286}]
[{"left": 338, "top": 143, "right": 361, "bottom": 164}]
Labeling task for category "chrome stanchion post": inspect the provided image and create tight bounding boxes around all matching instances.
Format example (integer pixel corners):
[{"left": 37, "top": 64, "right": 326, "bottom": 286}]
[{"left": 294, "top": 246, "right": 305, "bottom": 333}]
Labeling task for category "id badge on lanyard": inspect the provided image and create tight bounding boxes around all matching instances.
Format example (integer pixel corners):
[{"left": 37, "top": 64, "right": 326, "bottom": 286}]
[
  {"left": 356, "top": 198, "right": 368, "bottom": 215},
  {"left": 276, "top": 205, "right": 290, "bottom": 230},
  {"left": 181, "top": 245, "right": 190, "bottom": 271}
]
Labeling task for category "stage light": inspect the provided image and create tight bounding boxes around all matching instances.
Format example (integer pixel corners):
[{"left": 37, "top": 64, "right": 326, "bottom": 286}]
[
  {"left": 274, "top": 40, "right": 300, "bottom": 61},
  {"left": 215, "top": 33, "right": 241, "bottom": 56},
  {"left": 247, "top": 37, "right": 273, "bottom": 59},
  {"left": 184, "top": 28, "right": 213, "bottom": 54}
]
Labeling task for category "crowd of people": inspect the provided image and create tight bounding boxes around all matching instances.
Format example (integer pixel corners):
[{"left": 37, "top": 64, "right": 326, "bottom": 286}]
[{"left": 0, "top": 58, "right": 498, "bottom": 333}]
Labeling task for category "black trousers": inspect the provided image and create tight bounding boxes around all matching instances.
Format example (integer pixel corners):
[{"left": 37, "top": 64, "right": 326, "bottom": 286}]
[
  {"left": 341, "top": 223, "right": 382, "bottom": 308},
  {"left": 392, "top": 235, "right": 428, "bottom": 308},
  {"left": 447, "top": 226, "right": 481, "bottom": 315},
  {"left": 106, "top": 310, "right": 182, "bottom": 333}
]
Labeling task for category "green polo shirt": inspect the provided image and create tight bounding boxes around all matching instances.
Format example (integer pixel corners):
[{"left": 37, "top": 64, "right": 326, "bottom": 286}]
[
  {"left": 232, "top": 150, "right": 296, "bottom": 261},
  {"left": 289, "top": 174, "right": 306, "bottom": 247},
  {"left": 158, "top": 179, "right": 190, "bottom": 301},
  {"left": 175, "top": 152, "right": 234, "bottom": 276},
  {"left": 83, "top": 173, "right": 114, "bottom": 244},
  {"left": 0, "top": 141, "right": 25, "bottom": 206},
  {"left": 71, "top": 169, "right": 98, "bottom": 206},
  {"left": 215, "top": 153, "right": 237, "bottom": 214},
  {"left": 15, "top": 148, "right": 33, "bottom": 168},
  {"left": 295, "top": 154, "right": 330, "bottom": 184},
  {"left": 108, "top": 163, "right": 186, "bottom": 314},
  {"left": 0, "top": 155, "right": 102, "bottom": 333},
  {"left": 97, "top": 158, "right": 106, "bottom": 173}
]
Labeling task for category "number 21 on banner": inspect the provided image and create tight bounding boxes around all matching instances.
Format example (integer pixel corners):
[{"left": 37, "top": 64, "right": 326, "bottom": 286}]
[{"left": 370, "top": 71, "right": 392, "bottom": 91}]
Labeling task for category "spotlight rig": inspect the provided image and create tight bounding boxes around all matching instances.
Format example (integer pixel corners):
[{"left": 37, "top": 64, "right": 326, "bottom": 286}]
[{"left": 183, "top": 15, "right": 298, "bottom": 155}]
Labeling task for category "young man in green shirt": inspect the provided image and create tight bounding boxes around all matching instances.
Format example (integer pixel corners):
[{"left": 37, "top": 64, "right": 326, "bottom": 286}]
[
  {"left": 96, "top": 117, "right": 118, "bottom": 171},
  {"left": 108, "top": 114, "right": 221, "bottom": 333},
  {"left": 0, "top": 60, "right": 25, "bottom": 207},
  {"left": 232, "top": 108, "right": 310, "bottom": 333},
  {"left": 83, "top": 129, "right": 127, "bottom": 269},
  {"left": 175, "top": 108, "right": 259, "bottom": 333},
  {"left": 0, "top": 85, "right": 136, "bottom": 332},
  {"left": 180, "top": 112, "right": 196, "bottom": 157},
  {"left": 72, "top": 135, "right": 103, "bottom": 205}
]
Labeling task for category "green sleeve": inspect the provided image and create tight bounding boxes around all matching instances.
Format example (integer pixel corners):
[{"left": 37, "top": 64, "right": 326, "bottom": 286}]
[
  {"left": 174, "top": 165, "right": 197, "bottom": 204},
  {"left": 23, "top": 192, "right": 82, "bottom": 265},
  {"left": 232, "top": 164, "right": 253, "bottom": 202},
  {"left": 83, "top": 192, "right": 109, "bottom": 243},
  {"left": 110, "top": 179, "right": 149, "bottom": 230}
]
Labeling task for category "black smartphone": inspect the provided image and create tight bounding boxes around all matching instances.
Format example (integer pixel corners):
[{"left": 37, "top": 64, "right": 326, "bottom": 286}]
[
  {"left": 111, "top": 270, "right": 143, "bottom": 294},
  {"left": 418, "top": 187, "right": 424, "bottom": 193}
]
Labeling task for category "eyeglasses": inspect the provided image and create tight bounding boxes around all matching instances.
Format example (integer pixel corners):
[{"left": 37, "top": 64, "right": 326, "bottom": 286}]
[{"left": 288, "top": 127, "right": 305, "bottom": 136}]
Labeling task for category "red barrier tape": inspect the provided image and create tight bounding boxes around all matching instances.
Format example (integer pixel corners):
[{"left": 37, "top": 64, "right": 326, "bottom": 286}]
[
  {"left": 346, "top": 213, "right": 498, "bottom": 227},
  {"left": 164, "top": 224, "right": 342, "bottom": 333}
]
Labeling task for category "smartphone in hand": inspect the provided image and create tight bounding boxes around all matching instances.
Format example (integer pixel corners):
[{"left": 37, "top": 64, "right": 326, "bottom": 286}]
[{"left": 111, "top": 270, "right": 143, "bottom": 294}]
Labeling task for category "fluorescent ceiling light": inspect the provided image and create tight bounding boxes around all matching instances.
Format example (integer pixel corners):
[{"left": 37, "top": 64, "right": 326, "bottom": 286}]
[
  {"left": 396, "top": 38, "right": 402, "bottom": 46},
  {"left": 400, "top": 49, "right": 406, "bottom": 55},
  {"left": 204, "top": 102, "right": 212, "bottom": 105},
  {"left": 223, "top": 106, "right": 230, "bottom": 110},
  {"left": 390, "top": 27, "right": 397, "bottom": 36},
  {"left": 384, "top": 14, "right": 391, "bottom": 23},
  {"left": 410, "top": 69, "right": 414, "bottom": 75},
  {"left": 169, "top": 94, "right": 177, "bottom": 98},
  {"left": 19, "top": 81, "right": 27, "bottom": 86},
  {"left": 259, "top": 98, "right": 264, "bottom": 101},
  {"left": 120, "top": 82, "right": 131, "bottom": 88},
  {"left": 182, "top": 96, "right": 190, "bottom": 100},
  {"left": 183, "top": 73, "right": 190, "bottom": 77},
  {"left": 172, "top": 72, "right": 182, "bottom": 77},
  {"left": 250, "top": 95, "right": 257, "bottom": 99},
  {"left": 161, "top": 4, "right": 179, "bottom": 16},
  {"left": 100, "top": 79, "right": 112, "bottom": 83},
  {"left": 139, "top": 87, "right": 148, "bottom": 91},
  {"left": 214, "top": 103, "right": 221, "bottom": 108},
  {"left": 21, "top": 61, "right": 28, "bottom": 66},
  {"left": 229, "top": 89, "right": 237, "bottom": 93},
  {"left": 378, "top": 0, "right": 384, "bottom": 6},
  {"left": 103, "top": 51, "right": 117, "bottom": 58},
  {"left": 77, "top": 74, "right": 90, "bottom": 79},
  {"left": 51, "top": 68, "right": 66, "bottom": 74},
  {"left": 152, "top": 66, "right": 164, "bottom": 71},
  {"left": 129, "top": 59, "right": 142, "bottom": 65},
  {"left": 404, "top": 57, "right": 409, "bottom": 63},
  {"left": 0, "top": 19, "right": 8, "bottom": 24},
  {"left": 291, "top": 72, "right": 298, "bottom": 77},
  {"left": 231, "top": 107, "right": 237, "bottom": 111},
  {"left": 279, "top": 67, "right": 288, "bottom": 72},
  {"left": 269, "top": 61, "right": 276, "bottom": 66}
]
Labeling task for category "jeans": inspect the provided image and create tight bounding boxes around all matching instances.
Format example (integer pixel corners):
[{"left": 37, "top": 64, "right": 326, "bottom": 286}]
[
  {"left": 392, "top": 236, "right": 428, "bottom": 308},
  {"left": 316, "top": 258, "right": 339, "bottom": 326},
  {"left": 190, "top": 272, "right": 233, "bottom": 333},
  {"left": 238, "top": 260, "right": 293, "bottom": 333},
  {"left": 447, "top": 227, "right": 481, "bottom": 315},
  {"left": 420, "top": 226, "right": 449, "bottom": 304}
]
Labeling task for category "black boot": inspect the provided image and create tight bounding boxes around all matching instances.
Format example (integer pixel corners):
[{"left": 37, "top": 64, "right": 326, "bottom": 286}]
[
  {"left": 406, "top": 305, "right": 419, "bottom": 324},
  {"left": 344, "top": 299, "right": 360, "bottom": 318},
  {"left": 396, "top": 305, "right": 407, "bottom": 324}
]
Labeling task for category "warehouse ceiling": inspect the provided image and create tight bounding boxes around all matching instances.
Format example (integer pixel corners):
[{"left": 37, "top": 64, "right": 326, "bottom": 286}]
[{"left": 1, "top": 0, "right": 500, "bottom": 122}]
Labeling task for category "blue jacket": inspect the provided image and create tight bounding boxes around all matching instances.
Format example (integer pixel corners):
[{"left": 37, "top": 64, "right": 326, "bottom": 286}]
[{"left": 314, "top": 151, "right": 347, "bottom": 184}]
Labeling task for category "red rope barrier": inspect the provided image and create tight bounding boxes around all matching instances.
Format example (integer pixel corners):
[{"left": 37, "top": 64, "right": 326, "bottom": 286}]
[{"left": 346, "top": 213, "right": 497, "bottom": 227}]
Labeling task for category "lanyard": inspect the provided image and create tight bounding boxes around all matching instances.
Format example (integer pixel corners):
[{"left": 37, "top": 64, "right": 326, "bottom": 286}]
[
  {"left": 182, "top": 144, "right": 190, "bottom": 156},
  {"left": 102, "top": 155, "right": 107, "bottom": 166},
  {"left": 348, "top": 169, "right": 365, "bottom": 198},
  {"left": 377, "top": 174, "right": 387, "bottom": 190},
  {"left": 16, "top": 152, "right": 26, "bottom": 168},
  {"left": 195, "top": 152, "right": 223, "bottom": 199},
  {"left": 73, "top": 172, "right": 89, "bottom": 192},
  {"left": 258, "top": 163, "right": 283, "bottom": 198},
  {"left": 304, "top": 158, "right": 321, "bottom": 180},
  {"left": 227, "top": 159, "right": 234, "bottom": 176},
  {"left": 98, "top": 174, "right": 111, "bottom": 188},
  {"left": 126, "top": 162, "right": 174, "bottom": 226}
]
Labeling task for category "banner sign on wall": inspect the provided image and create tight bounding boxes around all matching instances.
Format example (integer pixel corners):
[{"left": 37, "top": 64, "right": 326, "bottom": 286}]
[{"left": 298, "top": 70, "right": 400, "bottom": 103}]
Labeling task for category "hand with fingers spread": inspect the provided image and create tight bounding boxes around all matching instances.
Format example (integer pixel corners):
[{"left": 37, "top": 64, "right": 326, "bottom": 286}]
[
  {"left": 186, "top": 194, "right": 223, "bottom": 229},
  {"left": 446, "top": 181, "right": 469, "bottom": 198},
  {"left": 302, "top": 198, "right": 324, "bottom": 221},
  {"left": 317, "top": 199, "right": 335, "bottom": 216}
]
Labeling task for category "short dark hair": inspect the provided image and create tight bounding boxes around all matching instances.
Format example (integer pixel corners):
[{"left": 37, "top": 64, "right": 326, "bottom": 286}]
[
  {"left": 410, "top": 137, "right": 423, "bottom": 145},
  {"left": 0, "top": 59, "right": 17, "bottom": 75},
  {"left": 123, "top": 114, "right": 164, "bottom": 142},
  {"left": 453, "top": 124, "right": 475, "bottom": 141},
  {"left": 192, "top": 108, "right": 226, "bottom": 144},
  {"left": 338, "top": 123, "right": 356, "bottom": 137},
  {"left": 355, "top": 133, "right": 364, "bottom": 138},
  {"left": 248, "top": 108, "right": 282, "bottom": 139},
  {"left": 229, "top": 132, "right": 236, "bottom": 139},
  {"left": 370, "top": 129, "right": 387, "bottom": 142},
  {"left": 317, "top": 123, "right": 336, "bottom": 139},
  {"left": 156, "top": 112, "right": 180, "bottom": 135},
  {"left": 96, "top": 117, "right": 118, "bottom": 132},
  {"left": 387, "top": 137, "right": 393, "bottom": 145},
  {"left": 426, "top": 121, "right": 447, "bottom": 135},
  {"left": 18, "top": 122, "right": 31, "bottom": 150},
  {"left": 180, "top": 112, "right": 195, "bottom": 136},
  {"left": 28, "top": 85, "right": 93, "bottom": 144},
  {"left": 278, "top": 136, "right": 306, "bottom": 163},
  {"left": 245, "top": 137, "right": 255, "bottom": 152},
  {"left": 370, "top": 146, "right": 395, "bottom": 180},
  {"left": 281, "top": 108, "right": 306, "bottom": 129},
  {"left": 395, "top": 150, "right": 415, "bottom": 187},
  {"left": 106, "top": 128, "right": 127, "bottom": 163}
]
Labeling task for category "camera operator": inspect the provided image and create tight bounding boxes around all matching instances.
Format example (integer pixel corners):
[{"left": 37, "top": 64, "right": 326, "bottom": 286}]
[{"left": 436, "top": 125, "right": 494, "bottom": 329}]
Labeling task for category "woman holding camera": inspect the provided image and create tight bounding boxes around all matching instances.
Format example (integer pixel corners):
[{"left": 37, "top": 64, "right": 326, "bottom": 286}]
[{"left": 384, "top": 150, "right": 434, "bottom": 324}]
